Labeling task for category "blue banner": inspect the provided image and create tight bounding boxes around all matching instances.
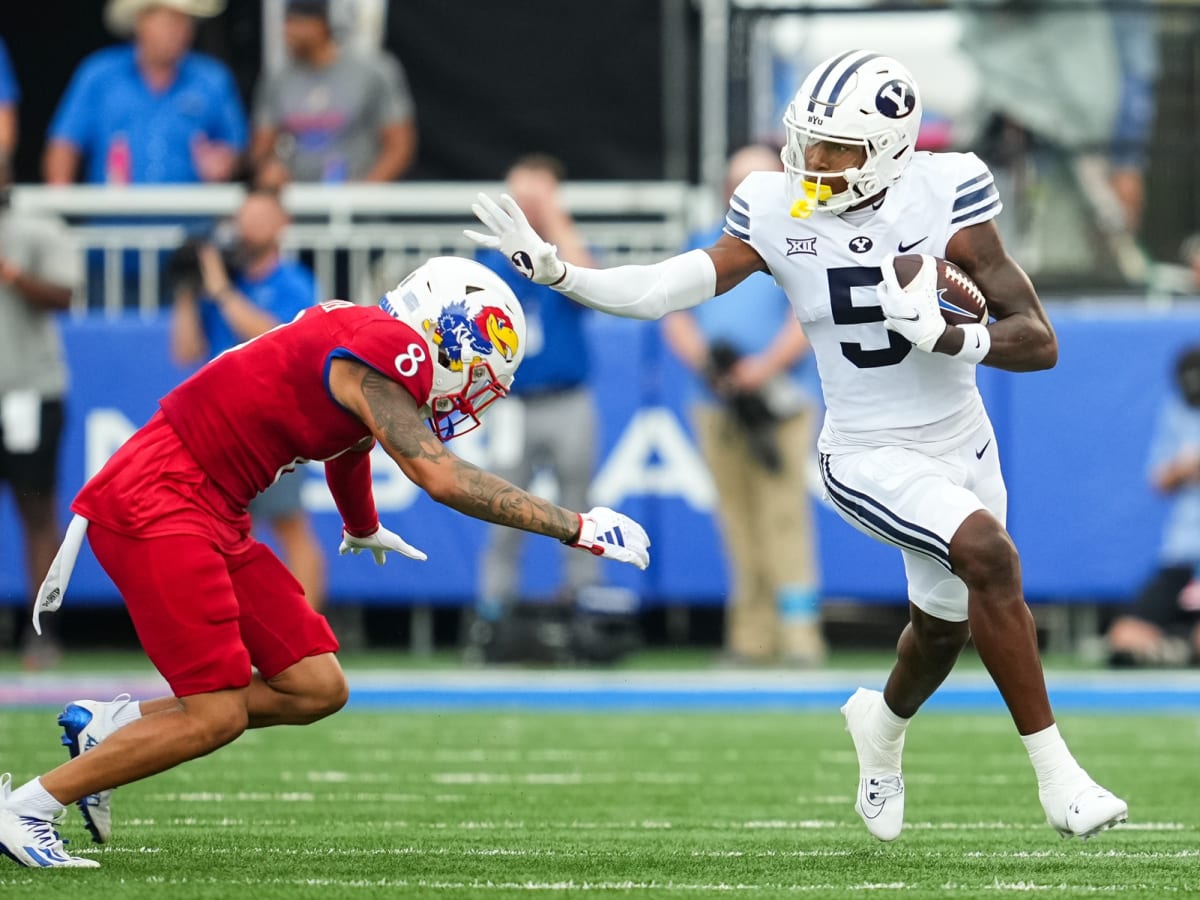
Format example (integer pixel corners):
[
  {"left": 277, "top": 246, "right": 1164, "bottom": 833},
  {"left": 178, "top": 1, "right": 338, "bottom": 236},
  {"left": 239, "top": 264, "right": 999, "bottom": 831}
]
[{"left": 1, "top": 305, "right": 1197, "bottom": 607}]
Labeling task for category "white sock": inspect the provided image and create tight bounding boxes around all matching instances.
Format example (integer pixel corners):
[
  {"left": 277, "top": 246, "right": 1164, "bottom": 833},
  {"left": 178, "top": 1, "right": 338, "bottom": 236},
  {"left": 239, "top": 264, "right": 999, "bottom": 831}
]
[
  {"left": 1021, "top": 723, "right": 1083, "bottom": 788},
  {"left": 877, "top": 699, "right": 911, "bottom": 745},
  {"left": 8, "top": 778, "right": 65, "bottom": 820},
  {"left": 112, "top": 698, "right": 143, "bottom": 730}
]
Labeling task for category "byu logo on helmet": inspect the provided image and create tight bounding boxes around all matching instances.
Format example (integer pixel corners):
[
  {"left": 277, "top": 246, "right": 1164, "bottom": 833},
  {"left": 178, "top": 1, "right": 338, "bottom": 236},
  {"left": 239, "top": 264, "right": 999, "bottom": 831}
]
[
  {"left": 511, "top": 250, "right": 535, "bottom": 279},
  {"left": 875, "top": 79, "right": 916, "bottom": 119}
]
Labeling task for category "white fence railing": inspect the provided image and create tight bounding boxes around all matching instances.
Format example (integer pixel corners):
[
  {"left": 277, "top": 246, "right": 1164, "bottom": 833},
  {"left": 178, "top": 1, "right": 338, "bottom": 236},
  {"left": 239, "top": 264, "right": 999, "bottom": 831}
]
[{"left": 11, "top": 182, "right": 702, "bottom": 318}]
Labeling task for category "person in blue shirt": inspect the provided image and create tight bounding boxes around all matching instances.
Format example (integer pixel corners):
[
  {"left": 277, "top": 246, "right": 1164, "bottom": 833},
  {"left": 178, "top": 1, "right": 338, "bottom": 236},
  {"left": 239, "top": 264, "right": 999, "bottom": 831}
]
[
  {"left": 43, "top": 0, "right": 248, "bottom": 313},
  {"left": 468, "top": 155, "right": 600, "bottom": 657},
  {"left": 661, "top": 145, "right": 825, "bottom": 667},
  {"left": 0, "top": 37, "right": 18, "bottom": 169},
  {"left": 170, "top": 189, "right": 326, "bottom": 612},
  {"left": 1107, "top": 345, "right": 1200, "bottom": 667},
  {"left": 43, "top": 0, "right": 246, "bottom": 185}
]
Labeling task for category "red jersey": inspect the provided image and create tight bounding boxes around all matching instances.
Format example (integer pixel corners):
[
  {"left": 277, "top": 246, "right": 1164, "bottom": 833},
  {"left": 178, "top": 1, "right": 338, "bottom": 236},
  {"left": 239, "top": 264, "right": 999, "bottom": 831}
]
[{"left": 156, "top": 301, "right": 434, "bottom": 506}]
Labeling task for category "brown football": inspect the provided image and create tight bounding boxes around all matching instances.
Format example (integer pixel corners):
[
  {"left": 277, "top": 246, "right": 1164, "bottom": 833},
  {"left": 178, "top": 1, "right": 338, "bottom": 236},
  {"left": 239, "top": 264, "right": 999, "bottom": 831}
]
[{"left": 891, "top": 254, "right": 988, "bottom": 325}]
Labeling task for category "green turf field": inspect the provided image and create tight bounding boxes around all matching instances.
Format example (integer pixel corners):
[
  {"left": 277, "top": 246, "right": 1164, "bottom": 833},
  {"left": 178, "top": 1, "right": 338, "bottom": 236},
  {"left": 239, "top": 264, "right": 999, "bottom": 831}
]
[{"left": 0, "top": 707, "right": 1196, "bottom": 898}]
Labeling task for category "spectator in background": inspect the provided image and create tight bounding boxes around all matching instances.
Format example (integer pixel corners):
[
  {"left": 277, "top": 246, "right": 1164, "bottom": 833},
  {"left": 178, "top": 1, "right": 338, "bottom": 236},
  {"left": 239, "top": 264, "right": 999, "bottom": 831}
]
[
  {"left": 661, "top": 145, "right": 824, "bottom": 667},
  {"left": 251, "top": 0, "right": 416, "bottom": 188},
  {"left": 43, "top": 0, "right": 246, "bottom": 185},
  {"left": 956, "top": 0, "right": 1158, "bottom": 284},
  {"left": 0, "top": 160, "right": 82, "bottom": 668},
  {"left": 169, "top": 189, "right": 326, "bottom": 612},
  {"left": 1106, "top": 346, "right": 1200, "bottom": 667},
  {"left": 467, "top": 154, "right": 599, "bottom": 658},
  {"left": 0, "top": 38, "right": 18, "bottom": 171},
  {"left": 1106, "top": 0, "right": 1158, "bottom": 236}
]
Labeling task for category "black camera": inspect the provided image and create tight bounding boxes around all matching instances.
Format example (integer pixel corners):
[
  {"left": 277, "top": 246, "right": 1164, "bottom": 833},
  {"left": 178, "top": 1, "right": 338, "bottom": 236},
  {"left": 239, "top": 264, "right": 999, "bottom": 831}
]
[
  {"left": 165, "top": 230, "right": 241, "bottom": 297},
  {"left": 706, "top": 341, "right": 782, "bottom": 472}
]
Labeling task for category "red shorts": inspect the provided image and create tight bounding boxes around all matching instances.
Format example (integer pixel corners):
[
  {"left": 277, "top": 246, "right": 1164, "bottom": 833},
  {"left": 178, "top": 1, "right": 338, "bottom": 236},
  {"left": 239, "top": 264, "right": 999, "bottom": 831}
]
[
  {"left": 74, "top": 411, "right": 337, "bottom": 697},
  {"left": 87, "top": 522, "right": 338, "bottom": 697}
]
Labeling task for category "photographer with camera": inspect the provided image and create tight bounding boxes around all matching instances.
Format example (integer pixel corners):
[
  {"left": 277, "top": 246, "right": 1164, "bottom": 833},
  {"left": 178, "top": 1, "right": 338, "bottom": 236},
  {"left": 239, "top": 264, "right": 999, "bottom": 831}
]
[
  {"left": 661, "top": 145, "right": 825, "bottom": 667},
  {"left": 169, "top": 189, "right": 326, "bottom": 613}
]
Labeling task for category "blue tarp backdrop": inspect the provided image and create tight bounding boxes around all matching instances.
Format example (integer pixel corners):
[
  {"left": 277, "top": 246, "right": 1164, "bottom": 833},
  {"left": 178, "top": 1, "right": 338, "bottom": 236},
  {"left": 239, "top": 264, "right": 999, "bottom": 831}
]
[{"left": 0, "top": 304, "right": 1196, "bottom": 607}]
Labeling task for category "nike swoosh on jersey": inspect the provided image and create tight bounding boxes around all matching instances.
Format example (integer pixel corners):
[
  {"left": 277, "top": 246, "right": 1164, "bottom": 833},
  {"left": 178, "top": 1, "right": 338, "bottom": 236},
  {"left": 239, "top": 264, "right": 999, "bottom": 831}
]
[
  {"left": 975, "top": 439, "right": 992, "bottom": 459},
  {"left": 897, "top": 237, "right": 928, "bottom": 253}
]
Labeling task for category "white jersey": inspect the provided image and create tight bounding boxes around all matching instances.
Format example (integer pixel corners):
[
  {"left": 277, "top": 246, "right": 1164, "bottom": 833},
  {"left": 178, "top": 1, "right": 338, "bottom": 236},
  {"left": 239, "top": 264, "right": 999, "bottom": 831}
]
[{"left": 725, "top": 151, "right": 1002, "bottom": 454}]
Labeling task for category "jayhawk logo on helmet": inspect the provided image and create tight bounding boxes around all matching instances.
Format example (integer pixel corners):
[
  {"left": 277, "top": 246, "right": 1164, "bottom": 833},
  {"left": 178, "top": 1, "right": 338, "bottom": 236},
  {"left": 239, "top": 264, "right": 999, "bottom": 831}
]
[
  {"left": 424, "top": 300, "right": 520, "bottom": 372},
  {"left": 474, "top": 305, "right": 520, "bottom": 362}
]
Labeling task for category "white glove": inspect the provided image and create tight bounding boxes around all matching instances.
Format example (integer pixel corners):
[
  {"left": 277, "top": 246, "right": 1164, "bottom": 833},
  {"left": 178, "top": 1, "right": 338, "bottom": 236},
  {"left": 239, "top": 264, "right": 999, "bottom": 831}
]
[
  {"left": 464, "top": 193, "right": 567, "bottom": 285},
  {"left": 877, "top": 252, "right": 946, "bottom": 352},
  {"left": 339, "top": 525, "right": 427, "bottom": 565},
  {"left": 565, "top": 507, "right": 651, "bottom": 570}
]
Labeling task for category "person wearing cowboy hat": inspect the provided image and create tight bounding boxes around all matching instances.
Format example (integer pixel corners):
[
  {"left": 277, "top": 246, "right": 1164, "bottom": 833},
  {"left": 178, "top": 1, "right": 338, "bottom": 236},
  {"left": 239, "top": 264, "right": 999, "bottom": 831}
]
[{"left": 43, "top": 0, "right": 246, "bottom": 185}]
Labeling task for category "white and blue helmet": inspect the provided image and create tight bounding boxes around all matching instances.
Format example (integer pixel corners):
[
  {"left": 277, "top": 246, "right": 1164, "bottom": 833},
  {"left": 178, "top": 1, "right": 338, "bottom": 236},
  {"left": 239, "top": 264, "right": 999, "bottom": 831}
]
[
  {"left": 381, "top": 257, "right": 525, "bottom": 440},
  {"left": 782, "top": 50, "right": 922, "bottom": 217}
]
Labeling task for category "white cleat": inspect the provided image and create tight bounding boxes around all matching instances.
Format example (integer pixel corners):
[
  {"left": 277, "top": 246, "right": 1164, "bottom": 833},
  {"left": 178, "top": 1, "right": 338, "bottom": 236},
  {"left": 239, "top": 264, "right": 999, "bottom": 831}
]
[
  {"left": 0, "top": 774, "right": 99, "bottom": 868},
  {"left": 58, "top": 694, "right": 134, "bottom": 844},
  {"left": 841, "top": 687, "right": 906, "bottom": 842},
  {"left": 1042, "top": 780, "right": 1128, "bottom": 840}
]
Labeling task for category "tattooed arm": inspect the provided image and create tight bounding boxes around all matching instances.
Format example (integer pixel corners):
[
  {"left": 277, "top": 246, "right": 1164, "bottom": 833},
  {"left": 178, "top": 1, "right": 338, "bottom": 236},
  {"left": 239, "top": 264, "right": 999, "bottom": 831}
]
[{"left": 328, "top": 358, "right": 582, "bottom": 542}]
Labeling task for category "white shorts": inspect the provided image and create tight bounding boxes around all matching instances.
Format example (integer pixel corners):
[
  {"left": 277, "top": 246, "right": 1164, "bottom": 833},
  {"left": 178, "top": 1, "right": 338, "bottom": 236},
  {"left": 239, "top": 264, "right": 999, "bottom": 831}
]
[{"left": 819, "top": 420, "right": 1007, "bottom": 622}]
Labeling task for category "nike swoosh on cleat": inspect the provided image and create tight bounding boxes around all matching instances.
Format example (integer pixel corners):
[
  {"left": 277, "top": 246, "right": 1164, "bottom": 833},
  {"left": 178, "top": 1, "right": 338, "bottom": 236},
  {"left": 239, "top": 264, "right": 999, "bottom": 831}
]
[
  {"left": 897, "top": 237, "right": 928, "bottom": 253},
  {"left": 860, "top": 785, "right": 886, "bottom": 817},
  {"left": 975, "top": 439, "right": 992, "bottom": 459}
]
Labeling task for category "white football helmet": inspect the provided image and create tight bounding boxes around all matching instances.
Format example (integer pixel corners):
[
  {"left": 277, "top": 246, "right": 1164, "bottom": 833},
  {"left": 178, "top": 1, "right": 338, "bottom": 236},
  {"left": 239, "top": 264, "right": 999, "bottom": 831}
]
[
  {"left": 782, "top": 50, "right": 922, "bottom": 217},
  {"left": 381, "top": 256, "right": 525, "bottom": 440}
]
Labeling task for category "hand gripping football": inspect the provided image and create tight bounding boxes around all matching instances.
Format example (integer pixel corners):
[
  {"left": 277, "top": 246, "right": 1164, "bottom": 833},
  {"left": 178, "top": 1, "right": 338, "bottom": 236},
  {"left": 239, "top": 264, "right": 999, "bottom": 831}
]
[{"left": 890, "top": 254, "right": 988, "bottom": 326}]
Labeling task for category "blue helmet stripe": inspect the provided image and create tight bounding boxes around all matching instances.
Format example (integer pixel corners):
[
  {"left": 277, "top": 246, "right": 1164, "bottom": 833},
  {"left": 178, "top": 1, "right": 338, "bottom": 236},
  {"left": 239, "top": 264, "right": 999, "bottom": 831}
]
[
  {"left": 806, "top": 48, "right": 863, "bottom": 114},
  {"left": 820, "top": 52, "right": 884, "bottom": 116}
]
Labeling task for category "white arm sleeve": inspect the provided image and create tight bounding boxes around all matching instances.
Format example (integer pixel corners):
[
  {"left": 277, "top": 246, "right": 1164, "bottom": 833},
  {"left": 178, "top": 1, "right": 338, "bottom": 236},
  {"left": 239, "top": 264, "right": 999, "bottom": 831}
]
[{"left": 554, "top": 249, "right": 717, "bottom": 321}]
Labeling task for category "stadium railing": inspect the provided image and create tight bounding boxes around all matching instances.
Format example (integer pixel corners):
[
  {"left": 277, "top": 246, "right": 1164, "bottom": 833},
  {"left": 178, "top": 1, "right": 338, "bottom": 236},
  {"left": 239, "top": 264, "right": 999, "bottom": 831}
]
[{"left": 10, "top": 182, "right": 701, "bottom": 317}]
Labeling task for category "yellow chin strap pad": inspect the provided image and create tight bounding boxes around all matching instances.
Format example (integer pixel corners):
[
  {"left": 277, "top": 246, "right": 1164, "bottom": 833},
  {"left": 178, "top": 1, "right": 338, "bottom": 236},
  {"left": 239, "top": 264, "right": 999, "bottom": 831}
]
[{"left": 789, "top": 182, "right": 833, "bottom": 219}]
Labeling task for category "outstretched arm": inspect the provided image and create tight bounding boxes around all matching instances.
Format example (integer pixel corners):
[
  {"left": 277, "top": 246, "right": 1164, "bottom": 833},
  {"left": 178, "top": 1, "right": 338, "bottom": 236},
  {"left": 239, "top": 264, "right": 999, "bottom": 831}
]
[
  {"left": 328, "top": 358, "right": 650, "bottom": 568},
  {"left": 466, "top": 193, "right": 767, "bottom": 320},
  {"left": 330, "top": 358, "right": 578, "bottom": 539}
]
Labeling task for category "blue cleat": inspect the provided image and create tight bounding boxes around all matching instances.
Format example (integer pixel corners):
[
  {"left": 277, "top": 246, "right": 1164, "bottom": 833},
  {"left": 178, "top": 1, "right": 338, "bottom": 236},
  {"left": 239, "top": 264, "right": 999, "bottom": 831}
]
[{"left": 58, "top": 694, "right": 133, "bottom": 844}]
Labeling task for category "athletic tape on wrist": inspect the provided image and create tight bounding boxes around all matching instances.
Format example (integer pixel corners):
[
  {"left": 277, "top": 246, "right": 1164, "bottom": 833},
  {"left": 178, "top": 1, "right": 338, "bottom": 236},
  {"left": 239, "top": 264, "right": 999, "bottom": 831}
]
[{"left": 954, "top": 323, "right": 991, "bottom": 364}]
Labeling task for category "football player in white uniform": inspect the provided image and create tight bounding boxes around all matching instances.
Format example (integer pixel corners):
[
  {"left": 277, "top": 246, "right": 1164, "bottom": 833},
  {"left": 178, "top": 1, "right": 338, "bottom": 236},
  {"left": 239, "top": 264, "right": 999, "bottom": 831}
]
[{"left": 467, "top": 49, "right": 1127, "bottom": 843}]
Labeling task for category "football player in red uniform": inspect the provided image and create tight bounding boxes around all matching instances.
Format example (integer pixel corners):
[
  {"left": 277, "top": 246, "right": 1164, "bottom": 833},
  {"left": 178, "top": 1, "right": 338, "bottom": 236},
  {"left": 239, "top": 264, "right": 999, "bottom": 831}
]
[{"left": 0, "top": 256, "right": 649, "bottom": 868}]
